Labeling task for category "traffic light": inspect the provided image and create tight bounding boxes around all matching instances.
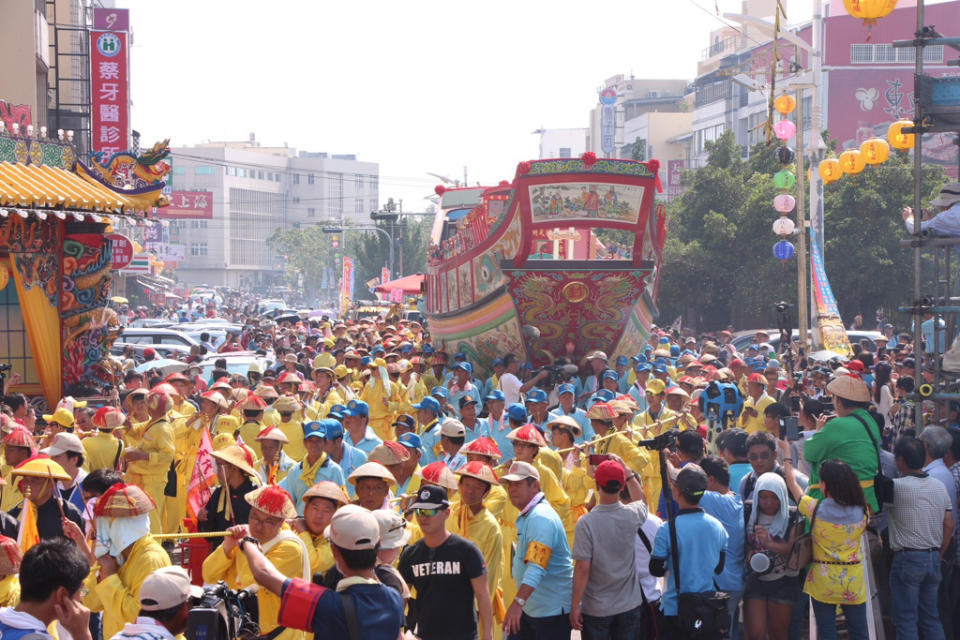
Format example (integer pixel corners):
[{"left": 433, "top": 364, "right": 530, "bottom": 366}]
[
  {"left": 332, "top": 235, "right": 339, "bottom": 249},
  {"left": 370, "top": 210, "right": 399, "bottom": 222}
]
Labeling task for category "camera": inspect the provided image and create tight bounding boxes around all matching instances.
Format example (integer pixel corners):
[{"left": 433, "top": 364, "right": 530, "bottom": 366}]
[
  {"left": 0, "top": 364, "right": 10, "bottom": 373},
  {"left": 186, "top": 582, "right": 260, "bottom": 640},
  {"left": 748, "top": 550, "right": 779, "bottom": 576},
  {"left": 637, "top": 430, "right": 678, "bottom": 451},
  {"left": 531, "top": 363, "right": 579, "bottom": 388}
]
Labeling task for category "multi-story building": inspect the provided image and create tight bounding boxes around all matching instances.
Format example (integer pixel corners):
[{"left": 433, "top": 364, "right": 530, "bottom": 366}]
[
  {"left": 166, "top": 136, "right": 378, "bottom": 289},
  {"left": 536, "top": 128, "right": 588, "bottom": 159}
]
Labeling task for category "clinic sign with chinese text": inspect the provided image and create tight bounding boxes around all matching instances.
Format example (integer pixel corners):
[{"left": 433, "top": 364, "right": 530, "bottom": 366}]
[
  {"left": 90, "top": 8, "right": 129, "bottom": 156},
  {"left": 156, "top": 191, "right": 214, "bottom": 219}
]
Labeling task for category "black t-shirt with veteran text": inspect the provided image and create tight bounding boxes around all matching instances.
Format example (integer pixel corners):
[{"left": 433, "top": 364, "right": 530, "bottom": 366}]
[{"left": 398, "top": 533, "right": 487, "bottom": 640}]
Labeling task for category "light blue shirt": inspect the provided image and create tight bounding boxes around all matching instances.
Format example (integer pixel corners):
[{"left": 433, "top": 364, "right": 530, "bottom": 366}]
[
  {"left": 698, "top": 491, "right": 745, "bottom": 593},
  {"left": 334, "top": 442, "right": 368, "bottom": 498},
  {"left": 547, "top": 407, "right": 594, "bottom": 444},
  {"left": 461, "top": 419, "right": 486, "bottom": 444},
  {"left": 441, "top": 452, "right": 467, "bottom": 472},
  {"left": 651, "top": 510, "right": 729, "bottom": 616},
  {"left": 484, "top": 414, "right": 514, "bottom": 461},
  {"left": 628, "top": 382, "right": 650, "bottom": 414},
  {"left": 513, "top": 494, "right": 574, "bottom": 617},
  {"left": 419, "top": 421, "right": 441, "bottom": 466},
  {"left": 344, "top": 426, "right": 382, "bottom": 456},
  {"left": 906, "top": 201, "right": 960, "bottom": 237},
  {"left": 922, "top": 317, "right": 947, "bottom": 354},
  {"left": 279, "top": 456, "right": 346, "bottom": 515},
  {"left": 446, "top": 381, "right": 482, "bottom": 418}
]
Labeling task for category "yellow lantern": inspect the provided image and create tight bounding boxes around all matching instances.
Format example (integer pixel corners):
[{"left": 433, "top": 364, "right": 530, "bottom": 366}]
[
  {"left": 843, "top": 0, "right": 898, "bottom": 27},
  {"left": 819, "top": 158, "right": 842, "bottom": 183},
  {"left": 774, "top": 94, "right": 797, "bottom": 115},
  {"left": 860, "top": 137, "right": 890, "bottom": 165},
  {"left": 839, "top": 149, "right": 866, "bottom": 175},
  {"left": 888, "top": 119, "right": 915, "bottom": 150}
]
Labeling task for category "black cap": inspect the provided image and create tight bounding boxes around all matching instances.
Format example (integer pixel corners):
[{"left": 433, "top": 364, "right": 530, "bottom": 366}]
[
  {"left": 392, "top": 414, "right": 415, "bottom": 430},
  {"left": 674, "top": 464, "right": 708, "bottom": 500},
  {"left": 458, "top": 395, "right": 479, "bottom": 409},
  {"left": 407, "top": 485, "right": 450, "bottom": 511}
]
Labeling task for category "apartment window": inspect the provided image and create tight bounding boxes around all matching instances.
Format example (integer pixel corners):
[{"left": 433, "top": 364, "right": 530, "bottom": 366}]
[
  {"left": 370, "top": 175, "right": 379, "bottom": 190},
  {"left": 257, "top": 170, "right": 264, "bottom": 180},
  {"left": 308, "top": 173, "right": 315, "bottom": 185},
  {"left": 292, "top": 196, "right": 300, "bottom": 204},
  {"left": 194, "top": 166, "right": 215, "bottom": 175},
  {"left": 355, "top": 199, "right": 363, "bottom": 213},
  {"left": 172, "top": 166, "right": 186, "bottom": 175},
  {"left": 307, "top": 207, "right": 315, "bottom": 217},
  {"left": 190, "top": 242, "right": 208, "bottom": 257},
  {"left": 558, "top": 147, "right": 571, "bottom": 158},
  {"left": 851, "top": 44, "right": 873, "bottom": 63},
  {"left": 293, "top": 173, "right": 300, "bottom": 185},
  {"left": 850, "top": 43, "right": 943, "bottom": 64},
  {"left": 227, "top": 166, "right": 237, "bottom": 176},
  {"left": 356, "top": 175, "right": 363, "bottom": 190},
  {"left": 190, "top": 220, "right": 208, "bottom": 229}
]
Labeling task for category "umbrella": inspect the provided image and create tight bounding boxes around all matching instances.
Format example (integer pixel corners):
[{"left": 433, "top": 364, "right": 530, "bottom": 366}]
[
  {"left": 374, "top": 274, "right": 425, "bottom": 295},
  {"left": 135, "top": 358, "right": 189, "bottom": 376},
  {"left": 109, "top": 296, "right": 129, "bottom": 304},
  {"left": 808, "top": 350, "right": 847, "bottom": 363}
]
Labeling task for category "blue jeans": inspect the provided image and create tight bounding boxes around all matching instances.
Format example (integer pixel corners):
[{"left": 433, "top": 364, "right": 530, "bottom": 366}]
[
  {"left": 507, "top": 611, "right": 571, "bottom": 640},
  {"left": 890, "top": 549, "right": 946, "bottom": 640},
  {"left": 581, "top": 604, "right": 643, "bottom": 640},
  {"left": 810, "top": 598, "right": 868, "bottom": 640}
]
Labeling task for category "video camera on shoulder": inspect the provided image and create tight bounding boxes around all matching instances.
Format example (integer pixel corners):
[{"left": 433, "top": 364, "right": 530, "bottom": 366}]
[
  {"left": 637, "top": 429, "right": 678, "bottom": 451},
  {"left": 186, "top": 581, "right": 260, "bottom": 640},
  {"left": 531, "top": 363, "right": 580, "bottom": 388}
]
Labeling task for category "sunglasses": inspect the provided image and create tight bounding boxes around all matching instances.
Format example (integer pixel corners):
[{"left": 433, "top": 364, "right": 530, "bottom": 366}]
[{"left": 414, "top": 508, "right": 443, "bottom": 517}]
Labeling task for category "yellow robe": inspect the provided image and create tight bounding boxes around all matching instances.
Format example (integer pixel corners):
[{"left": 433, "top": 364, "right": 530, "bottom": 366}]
[
  {"left": 398, "top": 377, "right": 428, "bottom": 417},
  {"left": 449, "top": 502, "right": 505, "bottom": 629},
  {"left": 125, "top": 417, "right": 176, "bottom": 534},
  {"left": 236, "top": 420, "right": 265, "bottom": 459},
  {"left": 212, "top": 414, "right": 241, "bottom": 438},
  {"left": 202, "top": 536, "right": 307, "bottom": 640},
  {"left": 304, "top": 388, "right": 344, "bottom": 422},
  {"left": 632, "top": 408, "right": 678, "bottom": 507},
  {"left": 0, "top": 574, "right": 20, "bottom": 607},
  {"left": 84, "top": 536, "right": 172, "bottom": 640},
  {"left": 277, "top": 419, "right": 306, "bottom": 462},
  {"left": 299, "top": 530, "right": 335, "bottom": 576},
  {"left": 537, "top": 445, "right": 564, "bottom": 483},
  {"left": 82, "top": 431, "right": 123, "bottom": 472},
  {"left": 359, "top": 379, "right": 402, "bottom": 442},
  {"left": 0, "top": 465, "right": 23, "bottom": 514},
  {"left": 560, "top": 458, "right": 595, "bottom": 548},
  {"left": 169, "top": 416, "right": 211, "bottom": 532},
  {"left": 532, "top": 458, "right": 569, "bottom": 523}
]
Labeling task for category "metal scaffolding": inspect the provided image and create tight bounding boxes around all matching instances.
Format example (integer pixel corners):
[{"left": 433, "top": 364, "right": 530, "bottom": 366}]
[{"left": 45, "top": 0, "right": 96, "bottom": 158}]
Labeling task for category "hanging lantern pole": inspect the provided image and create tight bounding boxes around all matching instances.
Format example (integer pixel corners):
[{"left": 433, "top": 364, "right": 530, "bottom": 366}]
[{"left": 795, "top": 90, "right": 809, "bottom": 351}]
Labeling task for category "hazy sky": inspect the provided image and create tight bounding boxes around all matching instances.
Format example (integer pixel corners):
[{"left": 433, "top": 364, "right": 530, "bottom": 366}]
[{"left": 126, "top": 0, "right": 819, "bottom": 209}]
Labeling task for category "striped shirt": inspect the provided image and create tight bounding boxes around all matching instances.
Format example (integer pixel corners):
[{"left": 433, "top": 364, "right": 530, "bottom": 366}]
[{"left": 886, "top": 474, "right": 952, "bottom": 552}]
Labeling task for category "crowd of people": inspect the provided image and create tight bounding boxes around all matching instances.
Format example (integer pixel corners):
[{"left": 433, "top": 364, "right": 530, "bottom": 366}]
[{"left": 0, "top": 302, "right": 957, "bottom": 640}]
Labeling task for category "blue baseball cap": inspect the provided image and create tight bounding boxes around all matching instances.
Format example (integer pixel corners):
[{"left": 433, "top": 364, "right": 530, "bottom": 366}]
[
  {"left": 455, "top": 362, "right": 473, "bottom": 374},
  {"left": 595, "top": 389, "right": 616, "bottom": 401},
  {"left": 557, "top": 383, "right": 575, "bottom": 396},
  {"left": 525, "top": 389, "right": 548, "bottom": 403},
  {"left": 631, "top": 354, "right": 648, "bottom": 364},
  {"left": 303, "top": 421, "right": 326, "bottom": 439},
  {"left": 652, "top": 363, "right": 668, "bottom": 374},
  {"left": 492, "top": 358, "right": 504, "bottom": 367},
  {"left": 507, "top": 403, "right": 528, "bottom": 422},
  {"left": 372, "top": 345, "right": 385, "bottom": 356},
  {"left": 422, "top": 344, "right": 435, "bottom": 354},
  {"left": 484, "top": 389, "right": 505, "bottom": 403},
  {"left": 670, "top": 345, "right": 681, "bottom": 357},
  {"left": 454, "top": 352, "right": 467, "bottom": 361},
  {"left": 635, "top": 362, "right": 651, "bottom": 373},
  {"left": 360, "top": 356, "right": 373, "bottom": 366},
  {"left": 343, "top": 400, "right": 369, "bottom": 417},
  {"left": 602, "top": 370, "right": 619, "bottom": 382},
  {"left": 616, "top": 355, "right": 629, "bottom": 367},
  {"left": 323, "top": 420, "right": 344, "bottom": 439},
  {"left": 328, "top": 403, "right": 346, "bottom": 420},
  {"left": 431, "top": 386, "right": 449, "bottom": 399},
  {"left": 659, "top": 337, "right": 670, "bottom": 344},
  {"left": 400, "top": 343, "right": 413, "bottom": 354},
  {"left": 413, "top": 396, "right": 442, "bottom": 414},
  {"left": 397, "top": 432, "right": 423, "bottom": 451}
]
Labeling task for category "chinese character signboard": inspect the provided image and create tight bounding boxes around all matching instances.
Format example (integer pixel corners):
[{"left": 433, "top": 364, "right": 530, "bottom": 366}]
[
  {"left": 599, "top": 88, "right": 617, "bottom": 156},
  {"left": 341, "top": 257, "right": 354, "bottom": 298},
  {"left": 381, "top": 267, "right": 391, "bottom": 286},
  {"left": 667, "top": 160, "right": 686, "bottom": 202},
  {"left": 90, "top": 9, "right": 129, "bottom": 157},
  {"left": 157, "top": 191, "right": 214, "bottom": 219},
  {"left": 107, "top": 233, "right": 133, "bottom": 269}
]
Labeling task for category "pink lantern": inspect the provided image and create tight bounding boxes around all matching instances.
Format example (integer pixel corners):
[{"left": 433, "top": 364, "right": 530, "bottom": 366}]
[
  {"left": 773, "top": 194, "right": 796, "bottom": 213},
  {"left": 772, "top": 217, "right": 796, "bottom": 235},
  {"left": 774, "top": 119, "right": 797, "bottom": 140}
]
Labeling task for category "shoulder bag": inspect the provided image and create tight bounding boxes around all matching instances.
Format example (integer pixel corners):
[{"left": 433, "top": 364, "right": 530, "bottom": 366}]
[{"left": 669, "top": 513, "right": 730, "bottom": 638}]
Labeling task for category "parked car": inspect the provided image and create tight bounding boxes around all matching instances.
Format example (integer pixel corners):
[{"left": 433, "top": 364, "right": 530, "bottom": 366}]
[
  {"left": 199, "top": 352, "right": 272, "bottom": 379},
  {"left": 110, "top": 342, "right": 193, "bottom": 360},
  {"left": 128, "top": 318, "right": 174, "bottom": 329},
  {"left": 731, "top": 329, "right": 882, "bottom": 353},
  {"left": 116, "top": 327, "right": 199, "bottom": 348}
]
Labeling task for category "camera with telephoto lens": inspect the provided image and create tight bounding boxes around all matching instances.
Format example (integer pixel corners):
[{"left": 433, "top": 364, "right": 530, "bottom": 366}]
[
  {"left": 636, "top": 429, "right": 678, "bottom": 451},
  {"left": 186, "top": 581, "right": 260, "bottom": 640},
  {"left": 531, "top": 363, "right": 580, "bottom": 388}
]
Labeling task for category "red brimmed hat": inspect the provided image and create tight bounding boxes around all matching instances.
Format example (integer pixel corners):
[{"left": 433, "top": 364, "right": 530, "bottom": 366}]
[
  {"left": 461, "top": 437, "right": 502, "bottom": 460},
  {"left": 94, "top": 483, "right": 157, "bottom": 517},
  {"left": 506, "top": 424, "right": 547, "bottom": 447},
  {"left": 244, "top": 485, "right": 297, "bottom": 519}
]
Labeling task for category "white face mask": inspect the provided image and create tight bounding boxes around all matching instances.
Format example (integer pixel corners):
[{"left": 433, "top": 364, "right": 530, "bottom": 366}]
[{"left": 94, "top": 514, "right": 150, "bottom": 566}]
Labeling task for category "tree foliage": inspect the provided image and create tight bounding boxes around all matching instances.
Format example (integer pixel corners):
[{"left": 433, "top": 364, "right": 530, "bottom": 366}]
[
  {"left": 352, "top": 217, "right": 432, "bottom": 300},
  {"left": 266, "top": 226, "right": 338, "bottom": 302},
  {"left": 657, "top": 130, "right": 947, "bottom": 331}
]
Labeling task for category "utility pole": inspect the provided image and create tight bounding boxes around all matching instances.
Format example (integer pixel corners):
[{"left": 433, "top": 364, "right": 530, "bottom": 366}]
[{"left": 795, "top": 89, "right": 809, "bottom": 350}]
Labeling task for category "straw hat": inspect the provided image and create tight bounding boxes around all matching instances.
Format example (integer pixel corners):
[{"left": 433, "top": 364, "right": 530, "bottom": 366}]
[
  {"left": 212, "top": 445, "right": 258, "bottom": 478},
  {"left": 347, "top": 461, "right": 398, "bottom": 488},
  {"left": 10, "top": 455, "right": 70, "bottom": 481},
  {"left": 3, "top": 428, "right": 36, "bottom": 450},
  {"left": 253, "top": 385, "right": 279, "bottom": 401},
  {"left": 456, "top": 460, "right": 498, "bottom": 485},
  {"left": 368, "top": 442, "right": 410, "bottom": 466},
  {"left": 93, "top": 483, "right": 157, "bottom": 517},
  {"left": 608, "top": 400, "right": 636, "bottom": 416},
  {"left": 461, "top": 437, "right": 502, "bottom": 460},
  {"left": 506, "top": 424, "right": 547, "bottom": 447},
  {"left": 278, "top": 372, "right": 302, "bottom": 386},
  {"left": 826, "top": 374, "right": 871, "bottom": 402},
  {"left": 244, "top": 485, "right": 297, "bottom": 520},
  {"left": 146, "top": 388, "right": 173, "bottom": 415},
  {"left": 93, "top": 407, "right": 125, "bottom": 430},
  {"left": 209, "top": 378, "right": 232, "bottom": 392},
  {"left": 545, "top": 415, "right": 583, "bottom": 438},
  {"left": 303, "top": 480, "right": 349, "bottom": 505},
  {"left": 416, "top": 461, "right": 459, "bottom": 492},
  {"left": 255, "top": 425, "right": 289, "bottom": 443},
  {"left": 585, "top": 402, "right": 617, "bottom": 421},
  {"left": 273, "top": 396, "right": 300, "bottom": 413},
  {"left": 200, "top": 390, "right": 229, "bottom": 410},
  {"left": 240, "top": 395, "right": 267, "bottom": 412}
]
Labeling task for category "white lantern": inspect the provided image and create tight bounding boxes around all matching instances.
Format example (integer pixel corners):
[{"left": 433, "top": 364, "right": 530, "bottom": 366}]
[
  {"left": 772, "top": 217, "right": 796, "bottom": 235},
  {"left": 774, "top": 194, "right": 796, "bottom": 213}
]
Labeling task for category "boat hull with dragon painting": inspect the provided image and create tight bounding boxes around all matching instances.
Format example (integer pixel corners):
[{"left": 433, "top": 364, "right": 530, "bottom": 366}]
[{"left": 424, "top": 156, "right": 666, "bottom": 377}]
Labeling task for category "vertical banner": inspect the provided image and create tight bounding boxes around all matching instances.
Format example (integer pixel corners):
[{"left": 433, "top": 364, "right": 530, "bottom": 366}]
[
  {"left": 809, "top": 223, "right": 853, "bottom": 356},
  {"left": 381, "top": 267, "right": 391, "bottom": 287},
  {"left": 341, "top": 257, "right": 354, "bottom": 298},
  {"left": 599, "top": 88, "right": 617, "bottom": 156},
  {"left": 90, "top": 9, "right": 130, "bottom": 156}
]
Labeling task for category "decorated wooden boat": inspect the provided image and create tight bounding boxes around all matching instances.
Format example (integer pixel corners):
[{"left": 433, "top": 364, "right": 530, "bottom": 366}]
[{"left": 425, "top": 155, "right": 666, "bottom": 376}]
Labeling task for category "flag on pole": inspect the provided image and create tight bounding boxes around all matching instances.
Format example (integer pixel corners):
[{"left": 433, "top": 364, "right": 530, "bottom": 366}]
[
  {"left": 17, "top": 501, "right": 39, "bottom": 554},
  {"left": 186, "top": 428, "right": 217, "bottom": 521}
]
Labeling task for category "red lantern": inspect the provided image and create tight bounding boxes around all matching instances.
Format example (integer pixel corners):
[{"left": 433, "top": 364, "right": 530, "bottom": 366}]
[{"left": 582, "top": 152, "right": 598, "bottom": 167}]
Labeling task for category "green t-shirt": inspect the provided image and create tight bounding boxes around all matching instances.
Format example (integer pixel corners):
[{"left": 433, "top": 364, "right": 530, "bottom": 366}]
[{"left": 803, "top": 408, "right": 881, "bottom": 513}]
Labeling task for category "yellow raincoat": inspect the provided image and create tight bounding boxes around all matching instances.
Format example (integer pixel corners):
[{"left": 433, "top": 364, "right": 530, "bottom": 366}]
[
  {"left": 84, "top": 536, "right": 171, "bottom": 640},
  {"left": 202, "top": 534, "right": 308, "bottom": 640}
]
